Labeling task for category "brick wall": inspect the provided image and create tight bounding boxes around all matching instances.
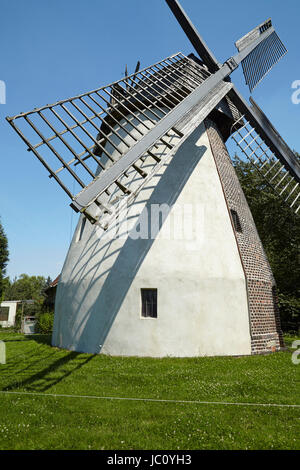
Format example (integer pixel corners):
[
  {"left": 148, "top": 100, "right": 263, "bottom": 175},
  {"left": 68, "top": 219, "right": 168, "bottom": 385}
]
[{"left": 205, "top": 118, "right": 284, "bottom": 354}]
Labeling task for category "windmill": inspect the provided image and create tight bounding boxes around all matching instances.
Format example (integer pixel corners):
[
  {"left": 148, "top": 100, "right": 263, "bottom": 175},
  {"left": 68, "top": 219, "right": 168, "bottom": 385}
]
[{"left": 7, "top": 0, "right": 300, "bottom": 356}]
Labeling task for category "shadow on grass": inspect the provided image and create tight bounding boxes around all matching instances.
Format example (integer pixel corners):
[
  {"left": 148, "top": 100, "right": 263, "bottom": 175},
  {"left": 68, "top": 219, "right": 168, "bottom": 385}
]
[
  {"left": 1, "top": 333, "right": 96, "bottom": 393},
  {"left": 3, "top": 351, "right": 95, "bottom": 393},
  {"left": 3, "top": 345, "right": 64, "bottom": 381},
  {"left": 26, "top": 334, "right": 52, "bottom": 345},
  {"left": 0, "top": 334, "right": 51, "bottom": 344}
]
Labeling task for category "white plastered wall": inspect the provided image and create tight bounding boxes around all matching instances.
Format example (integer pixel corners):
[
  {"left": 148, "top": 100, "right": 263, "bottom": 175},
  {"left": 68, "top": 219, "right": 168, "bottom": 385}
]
[{"left": 52, "top": 120, "right": 252, "bottom": 357}]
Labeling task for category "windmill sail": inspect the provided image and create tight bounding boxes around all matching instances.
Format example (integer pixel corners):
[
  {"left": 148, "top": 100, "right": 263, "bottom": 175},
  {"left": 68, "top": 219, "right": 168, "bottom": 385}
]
[
  {"left": 164, "top": 1, "right": 287, "bottom": 93},
  {"left": 236, "top": 19, "right": 287, "bottom": 93},
  {"left": 7, "top": 11, "right": 286, "bottom": 222},
  {"left": 8, "top": 0, "right": 298, "bottom": 221},
  {"left": 165, "top": 0, "right": 221, "bottom": 72},
  {"left": 7, "top": 53, "right": 227, "bottom": 224},
  {"left": 230, "top": 96, "right": 300, "bottom": 214},
  {"left": 165, "top": 0, "right": 299, "bottom": 214}
]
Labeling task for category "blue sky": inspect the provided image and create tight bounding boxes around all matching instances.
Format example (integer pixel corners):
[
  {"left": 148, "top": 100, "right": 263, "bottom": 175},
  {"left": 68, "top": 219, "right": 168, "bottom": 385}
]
[{"left": 0, "top": 0, "right": 299, "bottom": 281}]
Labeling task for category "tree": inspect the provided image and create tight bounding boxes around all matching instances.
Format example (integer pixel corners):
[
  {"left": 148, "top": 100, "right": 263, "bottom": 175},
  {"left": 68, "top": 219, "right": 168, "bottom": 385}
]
[
  {"left": 4, "top": 274, "right": 48, "bottom": 303},
  {"left": 233, "top": 153, "right": 300, "bottom": 331},
  {"left": 4, "top": 274, "right": 50, "bottom": 321},
  {"left": 0, "top": 219, "right": 9, "bottom": 300}
]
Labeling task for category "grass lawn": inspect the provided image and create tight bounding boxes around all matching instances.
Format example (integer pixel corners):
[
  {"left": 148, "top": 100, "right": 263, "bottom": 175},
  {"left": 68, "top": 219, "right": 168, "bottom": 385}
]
[{"left": 0, "top": 331, "right": 299, "bottom": 450}]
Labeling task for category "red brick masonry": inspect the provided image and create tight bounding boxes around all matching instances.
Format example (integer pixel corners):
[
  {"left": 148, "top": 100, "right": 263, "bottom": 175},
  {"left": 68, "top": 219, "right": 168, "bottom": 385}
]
[{"left": 205, "top": 118, "right": 284, "bottom": 354}]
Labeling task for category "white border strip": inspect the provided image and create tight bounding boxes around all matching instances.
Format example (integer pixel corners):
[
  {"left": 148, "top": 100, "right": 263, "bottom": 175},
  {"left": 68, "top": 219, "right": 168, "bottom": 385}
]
[{"left": 0, "top": 390, "right": 299, "bottom": 408}]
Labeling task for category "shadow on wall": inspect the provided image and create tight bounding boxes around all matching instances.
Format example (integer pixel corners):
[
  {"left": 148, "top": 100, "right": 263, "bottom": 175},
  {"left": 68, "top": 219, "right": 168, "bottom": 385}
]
[{"left": 53, "top": 125, "right": 207, "bottom": 354}]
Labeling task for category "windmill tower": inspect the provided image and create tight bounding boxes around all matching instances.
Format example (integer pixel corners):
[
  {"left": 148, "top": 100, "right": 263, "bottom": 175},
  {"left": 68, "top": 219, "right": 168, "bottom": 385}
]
[{"left": 7, "top": 0, "right": 300, "bottom": 356}]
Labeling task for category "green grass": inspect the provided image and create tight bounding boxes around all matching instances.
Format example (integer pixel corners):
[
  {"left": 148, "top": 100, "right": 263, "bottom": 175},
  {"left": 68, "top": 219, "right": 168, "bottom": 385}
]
[{"left": 0, "top": 332, "right": 299, "bottom": 450}]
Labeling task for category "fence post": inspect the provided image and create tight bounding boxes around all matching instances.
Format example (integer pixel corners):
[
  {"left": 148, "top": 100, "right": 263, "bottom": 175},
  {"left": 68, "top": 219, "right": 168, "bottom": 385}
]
[{"left": 0, "top": 341, "right": 6, "bottom": 364}]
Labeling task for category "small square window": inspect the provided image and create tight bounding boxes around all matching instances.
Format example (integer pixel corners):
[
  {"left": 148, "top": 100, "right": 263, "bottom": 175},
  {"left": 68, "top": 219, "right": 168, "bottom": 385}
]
[
  {"left": 141, "top": 289, "right": 157, "bottom": 318},
  {"left": 230, "top": 209, "right": 242, "bottom": 233}
]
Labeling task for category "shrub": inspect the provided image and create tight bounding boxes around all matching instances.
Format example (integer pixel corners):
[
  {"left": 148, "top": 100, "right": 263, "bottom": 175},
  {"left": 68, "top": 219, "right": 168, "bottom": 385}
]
[
  {"left": 36, "top": 312, "right": 54, "bottom": 334},
  {"left": 278, "top": 293, "right": 300, "bottom": 334}
]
